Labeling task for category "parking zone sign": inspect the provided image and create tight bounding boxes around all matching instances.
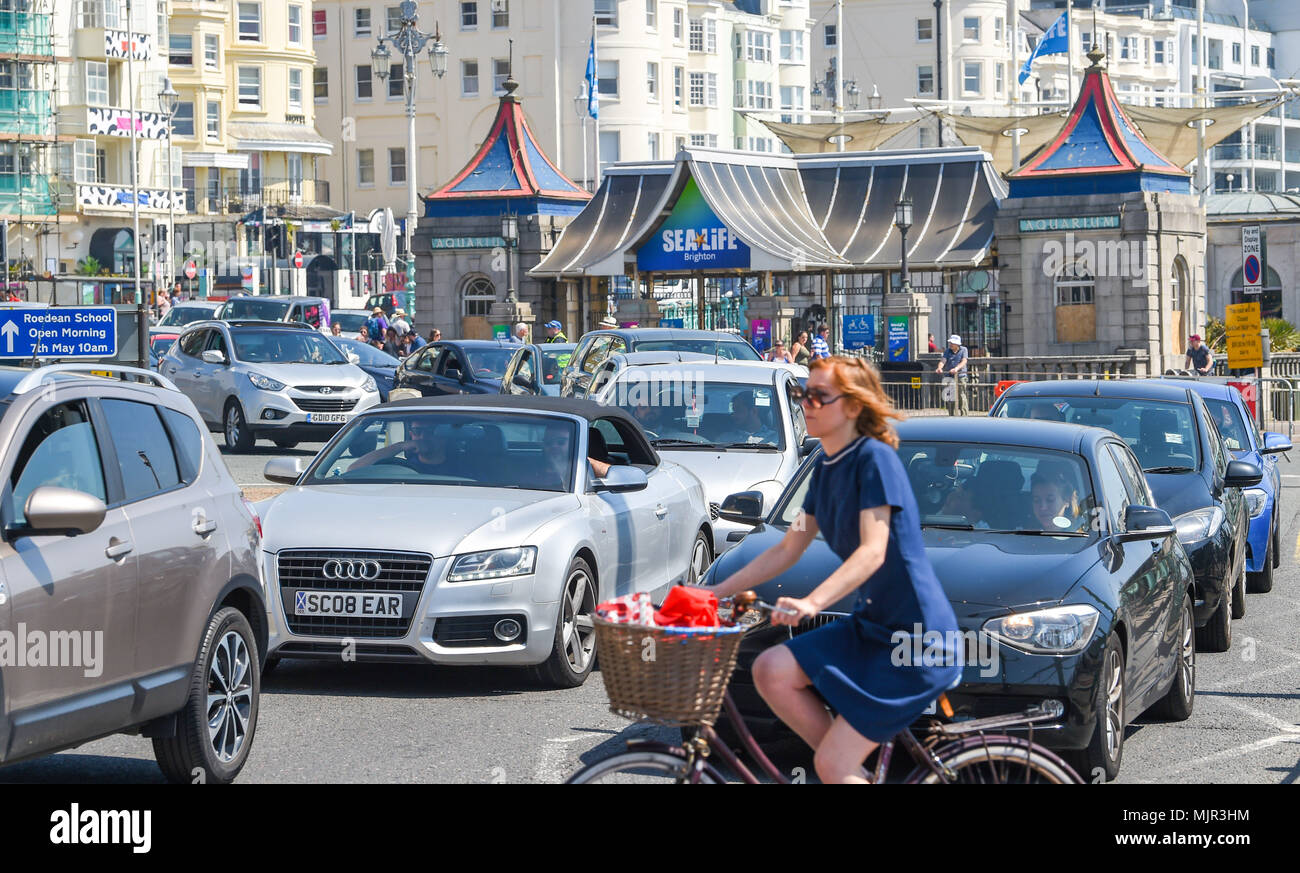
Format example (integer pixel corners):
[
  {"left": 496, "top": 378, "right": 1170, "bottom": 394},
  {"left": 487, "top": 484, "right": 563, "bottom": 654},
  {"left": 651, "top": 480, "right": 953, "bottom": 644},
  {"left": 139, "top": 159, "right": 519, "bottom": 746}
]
[{"left": 1242, "top": 226, "right": 1262, "bottom": 293}]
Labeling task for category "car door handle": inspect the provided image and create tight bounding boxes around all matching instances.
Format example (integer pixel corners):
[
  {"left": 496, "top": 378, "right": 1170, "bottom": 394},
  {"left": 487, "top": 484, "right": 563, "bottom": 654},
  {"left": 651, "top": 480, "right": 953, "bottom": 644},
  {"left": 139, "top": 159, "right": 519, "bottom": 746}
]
[
  {"left": 193, "top": 515, "right": 218, "bottom": 536},
  {"left": 105, "top": 538, "right": 133, "bottom": 560},
  {"left": 654, "top": 505, "right": 668, "bottom": 519}
]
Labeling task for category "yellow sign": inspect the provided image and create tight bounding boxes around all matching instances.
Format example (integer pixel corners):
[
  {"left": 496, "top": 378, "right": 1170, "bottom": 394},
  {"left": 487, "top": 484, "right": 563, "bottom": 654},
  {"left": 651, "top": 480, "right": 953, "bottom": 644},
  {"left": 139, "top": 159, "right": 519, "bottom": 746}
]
[
  {"left": 1227, "top": 333, "right": 1263, "bottom": 369},
  {"left": 911, "top": 376, "right": 921, "bottom": 389},
  {"left": 1225, "top": 302, "right": 1261, "bottom": 333}
]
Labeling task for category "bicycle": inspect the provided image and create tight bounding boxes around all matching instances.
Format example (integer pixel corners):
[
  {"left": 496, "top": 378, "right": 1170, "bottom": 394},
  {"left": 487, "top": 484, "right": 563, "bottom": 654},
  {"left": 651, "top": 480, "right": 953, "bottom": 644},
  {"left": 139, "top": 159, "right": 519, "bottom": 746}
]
[{"left": 566, "top": 593, "right": 1083, "bottom": 784}]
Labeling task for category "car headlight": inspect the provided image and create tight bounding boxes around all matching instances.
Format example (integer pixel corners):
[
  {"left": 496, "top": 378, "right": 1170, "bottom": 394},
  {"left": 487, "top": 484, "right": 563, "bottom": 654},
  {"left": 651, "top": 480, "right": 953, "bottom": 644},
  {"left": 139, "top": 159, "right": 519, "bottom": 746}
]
[
  {"left": 1244, "top": 488, "right": 1268, "bottom": 519},
  {"left": 1173, "top": 506, "right": 1225, "bottom": 544},
  {"left": 982, "top": 605, "right": 1099, "bottom": 655},
  {"left": 447, "top": 547, "right": 537, "bottom": 582},
  {"left": 248, "top": 372, "right": 286, "bottom": 391},
  {"left": 361, "top": 375, "right": 377, "bottom": 393}
]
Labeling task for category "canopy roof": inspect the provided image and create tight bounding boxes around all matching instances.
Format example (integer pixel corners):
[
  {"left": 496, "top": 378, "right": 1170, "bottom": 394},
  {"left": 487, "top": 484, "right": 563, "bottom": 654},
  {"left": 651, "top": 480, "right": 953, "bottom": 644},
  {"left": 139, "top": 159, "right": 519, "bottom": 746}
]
[{"left": 748, "top": 115, "right": 922, "bottom": 154}]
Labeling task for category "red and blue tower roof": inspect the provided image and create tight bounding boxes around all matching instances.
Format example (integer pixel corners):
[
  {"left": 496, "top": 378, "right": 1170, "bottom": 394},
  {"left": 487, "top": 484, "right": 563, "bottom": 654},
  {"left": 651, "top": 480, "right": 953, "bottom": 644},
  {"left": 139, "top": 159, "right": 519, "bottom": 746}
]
[
  {"left": 425, "top": 76, "right": 590, "bottom": 217},
  {"left": 1007, "top": 46, "right": 1191, "bottom": 198}
]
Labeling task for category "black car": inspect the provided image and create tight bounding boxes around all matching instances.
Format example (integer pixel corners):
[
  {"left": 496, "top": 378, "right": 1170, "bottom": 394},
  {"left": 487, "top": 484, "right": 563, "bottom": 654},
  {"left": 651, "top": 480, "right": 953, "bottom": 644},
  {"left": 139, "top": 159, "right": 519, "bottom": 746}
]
[
  {"left": 704, "top": 417, "right": 1198, "bottom": 781},
  {"left": 392, "top": 339, "right": 515, "bottom": 396},
  {"left": 991, "top": 379, "right": 1262, "bottom": 652},
  {"left": 500, "top": 343, "right": 578, "bottom": 396},
  {"left": 562, "top": 328, "right": 761, "bottom": 398},
  {"left": 330, "top": 336, "right": 400, "bottom": 401}
]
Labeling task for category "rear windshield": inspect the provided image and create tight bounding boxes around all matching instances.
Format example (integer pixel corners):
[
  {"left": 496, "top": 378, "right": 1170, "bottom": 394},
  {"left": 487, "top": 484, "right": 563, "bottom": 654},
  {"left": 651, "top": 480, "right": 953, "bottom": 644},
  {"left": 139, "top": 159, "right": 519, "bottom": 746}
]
[
  {"left": 220, "top": 298, "right": 292, "bottom": 321},
  {"left": 633, "top": 339, "right": 760, "bottom": 361},
  {"left": 997, "top": 396, "right": 1200, "bottom": 472},
  {"left": 157, "top": 306, "right": 214, "bottom": 327},
  {"left": 333, "top": 312, "right": 368, "bottom": 332}
]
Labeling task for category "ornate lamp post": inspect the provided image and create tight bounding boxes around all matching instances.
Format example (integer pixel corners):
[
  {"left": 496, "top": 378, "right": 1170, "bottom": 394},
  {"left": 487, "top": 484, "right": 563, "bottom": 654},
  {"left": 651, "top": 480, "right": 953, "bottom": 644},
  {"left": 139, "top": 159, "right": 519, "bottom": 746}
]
[
  {"left": 373, "top": 1, "right": 447, "bottom": 319},
  {"left": 500, "top": 211, "right": 518, "bottom": 303},
  {"left": 894, "top": 196, "right": 913, "bottom": 293}
]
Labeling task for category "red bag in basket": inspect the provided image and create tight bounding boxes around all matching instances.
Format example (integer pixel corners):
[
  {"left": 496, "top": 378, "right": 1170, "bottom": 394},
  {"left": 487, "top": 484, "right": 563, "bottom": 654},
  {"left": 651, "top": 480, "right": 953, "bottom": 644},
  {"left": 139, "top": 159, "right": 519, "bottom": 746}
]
[{"left": 654, "top": 586, "right": 719, "bottom": 628}]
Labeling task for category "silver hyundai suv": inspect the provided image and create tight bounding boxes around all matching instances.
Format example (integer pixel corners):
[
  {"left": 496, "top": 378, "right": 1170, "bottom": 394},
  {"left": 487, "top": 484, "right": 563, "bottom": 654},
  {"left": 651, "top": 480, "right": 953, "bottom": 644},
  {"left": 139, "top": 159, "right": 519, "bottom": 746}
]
[
  {"left": 0, "top": 364, "right": 266, "bottom": 783},
  {"left": 160, "top": 320, "right": 381, "bottom": 452}
]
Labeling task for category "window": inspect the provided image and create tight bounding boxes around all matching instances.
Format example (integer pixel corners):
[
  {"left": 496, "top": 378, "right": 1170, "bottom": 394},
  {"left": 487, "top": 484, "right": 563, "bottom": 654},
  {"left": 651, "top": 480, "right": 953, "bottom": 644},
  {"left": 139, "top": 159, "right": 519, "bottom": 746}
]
[
  {"left": 1121, "top": 36, "right": 1138, "bottom": 61},
  {"left": 386, "top": 6, "right": 402, "bottom": 33},
  {"left": 780, "top": 85, "right": 805, "bottom": 123},
  {"left": 779, "top": 30, "right": 804, "bottom": 62},
  {"left": 74, "top": 139, "right": 99, "bottom": 183},
  {"left": 599, "top": 130, "right": 619, "bottom": 169},
  {"left": 314, "top": 67, "right": 328, "bottom": 101},
  {"left": 85, "top": 61, "right": 108, "bottom": 106},
  {"left": 1094, "top": 449, "right": 1130, "bottom": 534},
  {"left": 388, "top": 63, "right": 404, "bottom": 98},
  {"left": 1154, "top": 39, "right": 1166, "bottom": 64},
  {"left": 101, "top": 400, "right": 182, "bottom": 503},
  {"left": 745, "top": 31, "right": 772, "bottom": 63},
  {"left": 355, "top": 8, "right": 372, "bottom": 36},
  {"left": 357, "top": 149, "right": 375, "bottom": 185},
  {"left": 647, "top": 131, "right": 658, "bottom": 160},
  {"left": 288, "top": 68, "right": 303, "bottom": 111},
  {"left": 824, "top": 23, "right": 836, "bottom": 48},
  {"left": 204, "top": 34, "right": 219, "bottom": 69},
  {"left": 1232, "top": 42, "right": 1241, "bottom": 65},
  {"left": 1079, "top": 30, "right": 1091, "bottom": 54},
  {"left": 237, "top": 2, "right": 261, "bottom": 42},
  {"left": 746, "top": 79, "right": 773, "bottom": 109},
  {"left": 917, "top": 18, "right": 932, "bottom": 41},
  {"left": 673, "top": 8, "right": 683, "bottom": 40},
  {"left": 995, "top": 63, "right": 1004, "bottom": 94},
  {"left": 1267, "top": 48, "right": 1275, "bottom": 69},
  {"left": 169, "top": 33, "right": 193, "bottom": 66},
  {"left": 238, "top": 67, "right": 261, "bottom": 108},
  {"left": 461, "top": 59, "right": 478, "bottom": 96},
  {"left": 597, "top": 59, "right": 618, "bottom": 97},
  {"left": 962, "top": 61, "right": 982, "bottom": 95},
  {"left": 646, "top": 0, "right": 656, "bottom": 29},
  {"left": 313, "top": 8, "right": 326, "bottom": 37},
  {"left": 917, "top": 65, "right": 934, "bottom": 95},
  {"left": 673, "top": 66, "right": 684, "bottom": 108},
  {"left": 646, "top": 62, "right": 658, "bottom": 100},
  {"left": 994, "top": 17, "right": 1003, "bottom": 44},
  {"left": 491, "top": 0, "right": 508, "bottom": 28},
  {"left": 10, "top": 402, "right": 106, "bottom": 525},
  {"left": 706, "top": 72, "right": 718, "bottom": 107},
  {"left": 1251, "top": 45, "right": 1260, "bottom": 67},
  {"left": 158, "top": 407, "right": 202, "bottom": 485},
  {"left": 689, "top": 133, "right": 718, "bottom": 148},
  {"left": 594, "top": 0, "right": 616, "bottom": 27},
  {"left": 355, "top": 64, "right": 372, "bottom": 99},
  {"left": 288, "top": 5, "right": 303, "bottom": 44},
  {"left": 688, "top": 17, "right": 716, "bottom": 53},
  {"left": 1054, "top": 265, "right": 1096, "bottom": 343},
  {"left": 963, "top": 16, "right": 980, "bottom": 42},
  {"left": 690, "top": 17, "right": 703, "bottom": 51},
  {"left": 206, "top": 101, "right": 220, "bottom": 138},
  {"left": 493, "top": 58, "right": 509, "bottom": 94},
  {"left": 389, "top": 147, "right": 406, "bottom": 184},
  {"left": 689, "top": 71, "right": 704, "bottom": 106}
]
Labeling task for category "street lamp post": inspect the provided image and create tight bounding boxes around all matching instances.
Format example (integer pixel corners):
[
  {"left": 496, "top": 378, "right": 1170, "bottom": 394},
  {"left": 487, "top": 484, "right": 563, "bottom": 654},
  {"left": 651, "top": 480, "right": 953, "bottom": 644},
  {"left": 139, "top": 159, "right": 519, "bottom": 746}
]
[
  {"left": 373, "top": 1, "right": 447, "bottom": 321},
  {"left": 501, "top": 212, "right": 518, "bottom": 303},
  {"left": 159, "top": 78, "right": 179, "bottom": 303},
  {"left": 574, "top": 84, "right": 590, "bottom": 191},
  {"left": 894, "top": 196, "right": 913, "bottom": 293}
]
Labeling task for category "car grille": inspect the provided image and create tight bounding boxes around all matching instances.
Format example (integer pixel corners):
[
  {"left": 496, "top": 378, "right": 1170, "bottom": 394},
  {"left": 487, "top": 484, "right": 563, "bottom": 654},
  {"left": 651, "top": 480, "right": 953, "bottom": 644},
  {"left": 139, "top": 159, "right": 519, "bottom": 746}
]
[
  {"left": 789, "top": 612, "right": 848, "bottom": 638},
  {"left": 294, "top": 385, "right": 352, "bottom": 393},
  {"left": 709, "top": 502, "right": 720, "bottom": 520},
  {"left": 292, "top": 397, "right": 359, "bottom": 412},
  {"left": 434, "top": 615, "right": 528, "bottom": 648},
  {"left": 278, "top": 549, "right": 432, "bottom": 638}
]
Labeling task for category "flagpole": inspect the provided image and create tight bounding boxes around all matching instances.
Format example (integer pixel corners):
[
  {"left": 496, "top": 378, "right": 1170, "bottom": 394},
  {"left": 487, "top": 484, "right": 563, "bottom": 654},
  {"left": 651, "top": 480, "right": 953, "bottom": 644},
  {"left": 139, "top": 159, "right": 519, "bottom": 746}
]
[
  {"left": 592, "top": 15, "right": 601, "bottom": 189},
  {"left": 1066, "top": 0, "right": 1074, "bottom": 107}
]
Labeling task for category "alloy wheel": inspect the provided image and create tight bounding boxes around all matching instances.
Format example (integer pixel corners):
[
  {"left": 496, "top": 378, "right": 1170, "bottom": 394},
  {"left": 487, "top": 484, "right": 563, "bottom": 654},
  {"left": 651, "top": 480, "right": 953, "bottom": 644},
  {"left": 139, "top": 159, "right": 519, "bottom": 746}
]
[
  {"left": 690, "top": 534, "right": 711, "bottom": 584},
  {"left": 1103, "top": 647, "right": 1124, "bottom": 763},
  {"left": 207, "top": 630, "right": 253, "bottom": 763},
  {"left": 225, "top": 405, "right": 243, "bottom": 448},
  {"left": 561, "top": 568, "right": 596, "bottom": 674},
  {"left": 1177, "top": 602, "right": 1195, "bottom": 701}
]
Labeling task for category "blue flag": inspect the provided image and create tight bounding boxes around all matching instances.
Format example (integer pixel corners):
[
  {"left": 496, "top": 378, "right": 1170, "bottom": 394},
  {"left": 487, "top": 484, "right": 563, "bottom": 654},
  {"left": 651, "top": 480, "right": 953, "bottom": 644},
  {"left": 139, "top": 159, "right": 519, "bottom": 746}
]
[
  {"left": 1019, "top": 11, "right": 1069, "bottom": 85},
  {"left": 585, "top": 35, "right": 598, "bottom": 119}
]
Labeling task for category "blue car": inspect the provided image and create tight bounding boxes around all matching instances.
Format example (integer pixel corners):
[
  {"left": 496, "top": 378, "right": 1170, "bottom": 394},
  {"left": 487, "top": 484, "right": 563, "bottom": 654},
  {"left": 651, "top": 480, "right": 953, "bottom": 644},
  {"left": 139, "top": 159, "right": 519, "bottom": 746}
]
[
  {"left": 1180, "top": 380, "right": 1292, "bottom": 593},
  {"left": 330, "top": 336, "right": 400, "bottom": 401}
]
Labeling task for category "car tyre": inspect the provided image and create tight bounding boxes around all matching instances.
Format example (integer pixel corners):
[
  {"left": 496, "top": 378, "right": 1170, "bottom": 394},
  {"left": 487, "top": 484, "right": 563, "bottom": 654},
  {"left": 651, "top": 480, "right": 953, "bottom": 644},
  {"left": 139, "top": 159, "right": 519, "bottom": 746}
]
[
  {"left": 223, "top": 399, "right": 255, "bottom": 454},
  {"left": 687, "top": 529, "right": 713, "bottom": 586},
  {"left": 1195, "top": 590, "right": 1232, "bottom": 653},
  {"left": 1151, "top": 590, "right": 1195, "bottom": 721},
  {"left": 1271, "top": 514, "right": 1280, "bottom": 569},
  {"left": 153, "top": 607, "right": 260, "bottom": 784},
  {"left": 1068, "top": 634, "right": 1124, "bottom": 783},
  {"left": 534, "top": 557, "right": 597, "bottom": 689},
  {"left": 1247, "top": 541, "right": 1274, "bottom": 593},
  {"left": 1230, "top": 559, "right": 1246, "bottom": 620}
]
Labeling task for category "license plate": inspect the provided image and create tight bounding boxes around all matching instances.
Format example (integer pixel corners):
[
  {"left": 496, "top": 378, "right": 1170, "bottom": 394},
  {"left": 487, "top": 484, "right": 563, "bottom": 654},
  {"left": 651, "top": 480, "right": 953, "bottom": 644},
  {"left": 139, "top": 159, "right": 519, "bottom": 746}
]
[
  {"left": 306, "top": 412, "right": 349, "bottom": 424},
  {"left": 294, "top": 591, "right": 403, "bottom": 617}
]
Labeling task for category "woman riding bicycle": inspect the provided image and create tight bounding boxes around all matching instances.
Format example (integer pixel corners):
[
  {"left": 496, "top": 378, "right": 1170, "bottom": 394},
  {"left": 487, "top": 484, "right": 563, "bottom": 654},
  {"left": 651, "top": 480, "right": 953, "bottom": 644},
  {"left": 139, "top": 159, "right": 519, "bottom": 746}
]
[{"left": 709, "top": 356, "right": 962, "bottom": 784}]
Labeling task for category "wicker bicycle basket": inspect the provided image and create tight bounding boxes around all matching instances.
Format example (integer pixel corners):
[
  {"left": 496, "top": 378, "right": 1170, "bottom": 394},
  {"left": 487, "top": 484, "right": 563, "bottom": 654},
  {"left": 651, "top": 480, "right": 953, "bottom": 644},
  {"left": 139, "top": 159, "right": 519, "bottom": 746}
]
[{"left": 593, "top": 616, "right": 747, "bottom": 727}]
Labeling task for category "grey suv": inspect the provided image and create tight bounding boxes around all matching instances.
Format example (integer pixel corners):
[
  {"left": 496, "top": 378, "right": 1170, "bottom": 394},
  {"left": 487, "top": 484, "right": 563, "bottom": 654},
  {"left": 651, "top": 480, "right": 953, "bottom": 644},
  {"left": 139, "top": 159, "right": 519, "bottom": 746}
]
[{"left": 0, "top": 364, "right": 266, "bottom": 783}]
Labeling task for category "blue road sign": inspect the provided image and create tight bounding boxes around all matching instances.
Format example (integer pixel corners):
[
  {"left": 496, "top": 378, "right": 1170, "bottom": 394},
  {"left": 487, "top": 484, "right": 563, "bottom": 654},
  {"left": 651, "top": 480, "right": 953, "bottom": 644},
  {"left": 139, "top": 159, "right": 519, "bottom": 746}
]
[
  {"left": 0, "top": 307, "right": 117, "bottom": 358},
  {"left": 842, "top": 313, "right": 876, "bottom": 350}
]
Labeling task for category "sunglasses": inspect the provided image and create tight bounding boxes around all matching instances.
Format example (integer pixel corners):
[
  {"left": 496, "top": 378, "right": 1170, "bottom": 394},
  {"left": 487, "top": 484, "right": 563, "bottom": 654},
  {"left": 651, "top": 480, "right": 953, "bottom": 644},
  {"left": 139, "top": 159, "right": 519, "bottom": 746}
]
[{"left": 789, "top": 387, "right": 845, "bottom": 409}]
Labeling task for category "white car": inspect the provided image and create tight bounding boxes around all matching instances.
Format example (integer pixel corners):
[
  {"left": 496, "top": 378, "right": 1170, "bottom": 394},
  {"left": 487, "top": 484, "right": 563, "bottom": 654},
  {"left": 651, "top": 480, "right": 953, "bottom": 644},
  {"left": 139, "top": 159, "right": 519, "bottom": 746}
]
[{"left": 258, "top": 396, "right": 713, "bottom": 687}]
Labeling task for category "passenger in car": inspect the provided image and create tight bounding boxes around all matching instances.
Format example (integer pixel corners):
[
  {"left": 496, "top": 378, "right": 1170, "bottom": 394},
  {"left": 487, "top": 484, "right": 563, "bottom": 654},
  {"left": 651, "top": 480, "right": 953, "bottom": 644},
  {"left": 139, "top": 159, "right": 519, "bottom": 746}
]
[{"left": 1029, "top": 469, "right": 1082, "bottom": 532}]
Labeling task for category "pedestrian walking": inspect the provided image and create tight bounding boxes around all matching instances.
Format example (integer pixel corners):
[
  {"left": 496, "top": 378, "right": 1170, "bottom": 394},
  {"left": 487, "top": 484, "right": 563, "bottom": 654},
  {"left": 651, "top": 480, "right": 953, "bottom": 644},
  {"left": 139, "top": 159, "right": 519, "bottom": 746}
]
[
  {"left": 365, "top": 307, "right": 389, "bottom": 342},
  {"left": 390, "top": 309, "right": 411, "bottom": 337},
  {"left": 765, "top": 339, "right": 795, "bottom": 363},
  {"left": 927, "top": 333, "right": 938, "bottom": 353},
  {"left": 381, "top": 327, "right": 401, "bottom": 357},
  {"left": 791, "top": 331, "right": 812, "bottom": 367},
  {"left": 509, "top": 322, "right": 529, "bottom": 344},
  {"left": 936, "top": 334, "right": 969, "bottom": 416},
  {"left": 810, "top": 325, "right": 831, "bottom": 359},
  {"left": 1184, "top": 334, "right": 1214, "bottom": 376}
]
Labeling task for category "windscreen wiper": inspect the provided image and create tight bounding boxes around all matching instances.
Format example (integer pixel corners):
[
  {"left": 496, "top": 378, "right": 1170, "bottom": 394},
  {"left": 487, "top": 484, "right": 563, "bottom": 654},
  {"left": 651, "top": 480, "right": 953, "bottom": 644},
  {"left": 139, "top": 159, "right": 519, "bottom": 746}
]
[
  {"left": 991, "top": 529, "right": 1089, "bottom": 537},
  {"left": 719, "top": 441, "right": 779, "bottom": 450},
  {"left": 650, "top": 438, "right": 717, "bottom": 448},
  {"left": 921, "top": 522, "right": 976, "bottom": 530},
  {"left": 1144, "top": 465, "right": 1194, "bottom": 474}
]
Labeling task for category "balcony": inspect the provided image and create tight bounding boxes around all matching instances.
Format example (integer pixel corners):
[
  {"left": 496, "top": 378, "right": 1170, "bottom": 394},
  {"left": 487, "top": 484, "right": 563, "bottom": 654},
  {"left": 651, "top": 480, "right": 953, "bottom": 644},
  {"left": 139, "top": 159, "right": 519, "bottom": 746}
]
[
  {"left": 74, "top": 27, "right": 154, "bottom": 62},
  {"left": 189, "top": 178, "right": 332, "bottom": 216},
  {"left": 76, "top": 182, "right": 182, "bottom": 215},
  {"left": 80, "top": 106, "right": 170, "bottom": 140}
]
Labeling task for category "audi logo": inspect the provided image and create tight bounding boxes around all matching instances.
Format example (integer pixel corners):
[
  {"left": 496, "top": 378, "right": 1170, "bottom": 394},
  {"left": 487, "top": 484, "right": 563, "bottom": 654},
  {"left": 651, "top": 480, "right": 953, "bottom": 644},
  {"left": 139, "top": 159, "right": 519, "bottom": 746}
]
[{"left": 322, "top": 559, "right": 383, "bottom": 581}]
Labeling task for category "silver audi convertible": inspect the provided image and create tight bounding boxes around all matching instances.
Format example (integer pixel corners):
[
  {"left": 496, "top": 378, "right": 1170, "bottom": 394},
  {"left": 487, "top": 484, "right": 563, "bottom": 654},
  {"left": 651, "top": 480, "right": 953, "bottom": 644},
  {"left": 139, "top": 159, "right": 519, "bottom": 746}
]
[{"left": 258, "top": 395, "right": 713, "bottom": 686}]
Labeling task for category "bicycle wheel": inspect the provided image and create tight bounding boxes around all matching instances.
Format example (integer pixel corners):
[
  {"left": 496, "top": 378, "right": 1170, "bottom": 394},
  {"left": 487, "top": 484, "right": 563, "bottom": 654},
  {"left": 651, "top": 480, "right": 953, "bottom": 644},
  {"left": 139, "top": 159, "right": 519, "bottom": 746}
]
[
  {"left": 565, "top": 749, "right": 724, "bottom": 784},
  {"left": 905, "top": 736, "right": 1083, "bottom": 784}
]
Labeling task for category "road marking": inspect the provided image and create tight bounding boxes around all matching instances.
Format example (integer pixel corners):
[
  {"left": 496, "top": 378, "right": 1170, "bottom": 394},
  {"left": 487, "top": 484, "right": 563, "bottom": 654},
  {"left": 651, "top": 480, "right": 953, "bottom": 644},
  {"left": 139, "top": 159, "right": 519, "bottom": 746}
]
[
  {"left": 1220, "top": 698, "right": 1300, "bottom": 735},
  {"left": 1133, "top": 733, "right": 1300, "bottom": 782},
  {"left": 532, "top": 735, "right": 588, "bottom": 784}
]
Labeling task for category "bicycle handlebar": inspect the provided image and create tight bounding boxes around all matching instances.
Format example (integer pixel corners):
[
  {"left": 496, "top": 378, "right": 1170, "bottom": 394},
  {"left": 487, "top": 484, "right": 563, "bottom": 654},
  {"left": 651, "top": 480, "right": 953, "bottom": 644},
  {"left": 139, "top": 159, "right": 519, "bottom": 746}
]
[{"left": 726, "top": 590, "right": 799, "bottom": 618}]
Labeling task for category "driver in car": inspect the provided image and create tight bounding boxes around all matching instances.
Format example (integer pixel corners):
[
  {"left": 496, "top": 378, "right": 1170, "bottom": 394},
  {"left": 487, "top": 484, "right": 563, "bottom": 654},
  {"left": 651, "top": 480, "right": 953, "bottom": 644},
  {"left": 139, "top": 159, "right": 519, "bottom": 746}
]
[
  {"left": 542, "top": 421, "right": 611, "bottom": 481},
  {"left": 716, "top": 390, "right": 778, "bottom": 445},
  {"left": 350, "top": 419, "right": 454, "bottom": 475}
]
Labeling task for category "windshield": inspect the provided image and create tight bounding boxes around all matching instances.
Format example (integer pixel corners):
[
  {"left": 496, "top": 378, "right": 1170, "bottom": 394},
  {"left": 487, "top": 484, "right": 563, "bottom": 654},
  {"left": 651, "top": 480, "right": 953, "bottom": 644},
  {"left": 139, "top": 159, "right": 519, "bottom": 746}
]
[
  {"left": 996, "top": 396, "right": 1201, "bottom": 472},
  {"left": 150, "top": 335, "right": 178, "bottom": 355},
  {"left": 633, "top": 339, "right": 761, "bottom": 361},
  {"left": 333, "top": 338, "right": 398, "bottom": 367},
  {"left": 231, "top": 329, "right": 348, "bottom": 364},
  {"left": 541, "top": 347, "right": 574, "bottom": 386},
  {"left": 332, "top": 312, "right": 368, "bottom": 332},
  {"left": 776, "top": 443, "right": 1096, "bottom": 535},
  {"left": 158, "top": 306, "right": 214, "bottom": 327},
  {"left": 219, "top": 298, "right": 292, "bottom": 321},
  {"left": 1204, "top": 398, "right": 1251, "bottom": 452},
  {"left": 308, "top": 412, "right": 578, "bottom": 492},
  {"left": 463, "top": 347, "right": 515, "bottom": 379},
  {"left": 611, "top": 379, "right": 784, "bottom": 449}
]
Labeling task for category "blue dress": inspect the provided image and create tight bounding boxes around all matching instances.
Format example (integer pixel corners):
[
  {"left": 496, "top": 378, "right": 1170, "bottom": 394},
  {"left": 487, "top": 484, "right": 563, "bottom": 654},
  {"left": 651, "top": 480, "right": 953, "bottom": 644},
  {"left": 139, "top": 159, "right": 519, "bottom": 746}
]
[{"left": 785, "top": 436, "right": 962, "bottom": 743}]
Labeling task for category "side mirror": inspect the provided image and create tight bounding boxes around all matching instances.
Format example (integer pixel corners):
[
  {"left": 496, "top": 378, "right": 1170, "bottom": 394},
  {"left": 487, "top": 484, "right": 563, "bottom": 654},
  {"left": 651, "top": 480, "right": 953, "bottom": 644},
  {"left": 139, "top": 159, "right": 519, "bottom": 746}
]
[
  {"left": 1262, "top": 432, "right": 1292, "bottom": 454},
  {"left": 19, "top": 486, "right": 107, "bottom": 536},
  {"left": 513, "top": 374, "right": 533, "bottom": 392},
  {"left": 264, "top": 456, "right": 308, "bottom": 485},
  {"left": 593, "top": 466, "right": 649, "bottom": 493},
  {"left": 799, "top": 436, "right": 821, "bottom": 457},
  {"left": 1224, "top": 458, "right": 1263, "bottom": 489},
  {"left": 201, "top": 349, "right": 226, "bottom": 365},
  {"left": 1117, "top": 504, "right": 1175, "bottom": 542},
  {"left": 719, "top": 490, "right": 765, "bottom": 526}
]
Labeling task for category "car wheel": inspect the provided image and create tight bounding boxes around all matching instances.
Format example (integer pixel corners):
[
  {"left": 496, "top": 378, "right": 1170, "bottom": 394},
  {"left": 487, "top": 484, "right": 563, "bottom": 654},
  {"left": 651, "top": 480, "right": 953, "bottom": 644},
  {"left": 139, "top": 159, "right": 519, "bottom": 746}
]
[
  {"left": 153, "top": 607, "right": 260, "bottom": 784},
  {"left": 1069, "top": 634, "right": 1125, "bottom": 783},
  {"left": 1195, "top": 589, "right": 1232, "bottom": 653},
  {"left": 272, "top": 438, "right": 298, "bottom": 450},
  {"left": 1271, "top": 514, "right": 1280, "bottom": 569},
  {"left": 1248, "top": 540, "right": 1274, "bottom": 593},
  {"left": 1151, "top": 590, "right": 1195, "bottom": 721},
  {"left": 1230, "top": 558, "right": 1246, "bottom": 619},
  {"left": 534, "top": 557, "right": 597, "bottom": 688},
  {"left": 687, "top": 529, "right": 713, "bottom": 585},
  {"left": 223, "top": 399, "right": 255, "bottom": 453}
]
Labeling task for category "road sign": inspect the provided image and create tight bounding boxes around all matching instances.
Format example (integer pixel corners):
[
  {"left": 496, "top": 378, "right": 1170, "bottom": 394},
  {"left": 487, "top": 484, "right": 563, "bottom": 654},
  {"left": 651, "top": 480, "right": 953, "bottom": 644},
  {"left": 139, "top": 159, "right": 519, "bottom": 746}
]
[
  {"left": 293, "top": 251, "right": 304, "bottom": 269},
  {"left": 1226, "top": 332, "right": 1263, "bottom": 369},
  {"left": 0, "top": 307, "right": 117, "bottom": 358},
  {"left": 1225, "top": 301, "right": 1261, "bottom": 333},
  {"left": 842, "top": 313, "right": 876, "bottom": 350},
  {"left": 887, "top": 316, "right": 909, "bottom": 362},
  {"left": 1242, "top": 225, "right": 1262, "bottom": 293},
  {"left": 184, "top": 261, "right": 197, "bottom": 280}
]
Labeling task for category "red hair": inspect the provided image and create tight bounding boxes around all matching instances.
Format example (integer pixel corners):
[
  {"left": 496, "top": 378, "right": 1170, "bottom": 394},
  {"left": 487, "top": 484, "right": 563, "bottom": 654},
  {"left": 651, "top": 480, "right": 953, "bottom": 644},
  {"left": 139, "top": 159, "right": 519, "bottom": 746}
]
[{"left": 808, "top": 356, "right": 904, "bottom": 448}]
